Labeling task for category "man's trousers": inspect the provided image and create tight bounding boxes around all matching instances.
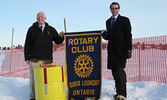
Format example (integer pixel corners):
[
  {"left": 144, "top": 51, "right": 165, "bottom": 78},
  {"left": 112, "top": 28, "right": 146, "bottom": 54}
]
[{"left": 112, "top": 68, "right": 127, "bottom": 97}]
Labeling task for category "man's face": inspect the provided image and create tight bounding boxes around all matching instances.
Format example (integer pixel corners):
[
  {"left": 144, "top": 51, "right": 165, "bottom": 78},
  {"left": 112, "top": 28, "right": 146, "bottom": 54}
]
[
  {"left": 37, "top": 12, "right": 46, "bottom": 25},
  {"left": 110, "top": 4, "right": 120, "bottom": 17}
]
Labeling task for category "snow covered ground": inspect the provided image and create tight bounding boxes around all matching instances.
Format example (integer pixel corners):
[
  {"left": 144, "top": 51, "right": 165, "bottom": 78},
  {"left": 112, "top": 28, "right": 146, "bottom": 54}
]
[{"left": 0, "top": 76, "right": 167, "bottom": 100}]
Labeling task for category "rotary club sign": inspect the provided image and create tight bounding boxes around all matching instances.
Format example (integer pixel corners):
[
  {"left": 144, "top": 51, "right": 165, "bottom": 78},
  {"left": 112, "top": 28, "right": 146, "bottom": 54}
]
[{"left": 64, "top": 31, "right": 102, "bottom": 100}]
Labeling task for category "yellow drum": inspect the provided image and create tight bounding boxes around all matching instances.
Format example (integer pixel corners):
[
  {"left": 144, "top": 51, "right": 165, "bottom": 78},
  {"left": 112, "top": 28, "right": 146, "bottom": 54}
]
[{"left": 34, "top": 62, "right": 66, "bottom": 100}]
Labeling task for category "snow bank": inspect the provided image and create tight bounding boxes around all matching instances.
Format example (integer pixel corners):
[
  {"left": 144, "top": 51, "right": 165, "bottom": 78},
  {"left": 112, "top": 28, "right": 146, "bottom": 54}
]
[{"left": 0, "top": 77, "right": 167, "bottom": 100}]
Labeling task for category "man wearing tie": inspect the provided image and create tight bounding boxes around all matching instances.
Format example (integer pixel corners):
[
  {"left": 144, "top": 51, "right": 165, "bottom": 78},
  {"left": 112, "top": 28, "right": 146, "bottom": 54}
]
[
  {"left": 24, "top": 12, "right": 64, "bottom": 100},
  {"left": 102, "top": 2, "right": 132, "bottom": 100}
]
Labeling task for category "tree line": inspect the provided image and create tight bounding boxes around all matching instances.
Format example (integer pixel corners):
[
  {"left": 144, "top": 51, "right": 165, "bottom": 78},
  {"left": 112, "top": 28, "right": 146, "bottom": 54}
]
[{"left": 0, "top": 44, "right": 23, "bottom": 50}]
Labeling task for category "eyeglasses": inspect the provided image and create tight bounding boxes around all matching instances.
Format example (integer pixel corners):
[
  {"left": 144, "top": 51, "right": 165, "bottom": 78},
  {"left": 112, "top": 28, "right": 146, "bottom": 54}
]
[{"left": 111, "top": 7, "right": 119, "bottom": 10}]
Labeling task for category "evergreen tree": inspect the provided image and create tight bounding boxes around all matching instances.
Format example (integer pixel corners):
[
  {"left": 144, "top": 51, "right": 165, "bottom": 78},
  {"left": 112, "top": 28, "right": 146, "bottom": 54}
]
[
  {"left": 2, "top": 47, "right": 6, "bottom": 50},
  {"left": 7, "top": 47, "right": 10, "bottom": 50}
]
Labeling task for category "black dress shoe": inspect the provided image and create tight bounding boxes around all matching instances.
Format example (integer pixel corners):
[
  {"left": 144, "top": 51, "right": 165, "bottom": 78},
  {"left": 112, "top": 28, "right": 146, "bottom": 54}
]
[
  {"left": 30, "top": 99, "right": 35, "bottom": 100},
  {"left": 113, "top": 94, "right": 118, "bottom": 100}
]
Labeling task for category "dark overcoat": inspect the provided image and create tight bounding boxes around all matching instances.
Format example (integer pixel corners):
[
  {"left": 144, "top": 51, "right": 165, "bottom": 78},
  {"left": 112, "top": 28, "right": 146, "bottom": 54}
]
[
  {"left": 24, "top": 22, "right": 64, "bottom": 61},
  {"left": 104, "top": 15, "right": 132, "bottom": 69}
]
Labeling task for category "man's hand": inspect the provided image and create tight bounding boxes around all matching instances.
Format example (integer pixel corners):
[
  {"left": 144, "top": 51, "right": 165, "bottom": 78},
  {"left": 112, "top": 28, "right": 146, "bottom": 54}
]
[
  {"left": 26, "top": 60, "right": 30, "bottom": 64},
  {"left": 102, "top": 30, "right": 108, "bottom": 40},
  {"left": 59, "top": 31, "right": 64, "bottom": 38},
  {"left": 125, "top": 50, "right": 132, "bottom": 59}
]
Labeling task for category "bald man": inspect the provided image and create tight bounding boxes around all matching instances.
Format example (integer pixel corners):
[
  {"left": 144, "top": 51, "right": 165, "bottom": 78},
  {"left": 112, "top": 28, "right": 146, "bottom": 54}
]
[{"left": 24, "top": 12, "right": 64, "bottom": 100}]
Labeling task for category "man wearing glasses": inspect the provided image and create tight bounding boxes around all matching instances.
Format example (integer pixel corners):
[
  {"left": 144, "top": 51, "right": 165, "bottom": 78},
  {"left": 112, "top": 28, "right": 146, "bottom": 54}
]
[{"left": 102, "top": 2, "right": 132, "bottom": 100}]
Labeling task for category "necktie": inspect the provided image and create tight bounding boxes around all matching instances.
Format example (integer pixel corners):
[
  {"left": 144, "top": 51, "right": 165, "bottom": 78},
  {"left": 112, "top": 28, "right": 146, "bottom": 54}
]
[
  {"left": 111, "top": 17, "right": 116, "bottom": 29},
  {"left": 40, "top": 26, "right": 43, "bottom": 32}
]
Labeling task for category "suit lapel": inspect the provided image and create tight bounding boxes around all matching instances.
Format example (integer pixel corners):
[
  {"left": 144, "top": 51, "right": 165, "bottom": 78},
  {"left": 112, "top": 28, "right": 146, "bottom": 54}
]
[
  {"left": 113, "top": 15, "right": 121, "bottom": 28},
  {"left": 107, "top": 15, "right": 122, "bottom": 31},
  {"left": 108, "top": 18, "right": 112, "bottom": 29}
]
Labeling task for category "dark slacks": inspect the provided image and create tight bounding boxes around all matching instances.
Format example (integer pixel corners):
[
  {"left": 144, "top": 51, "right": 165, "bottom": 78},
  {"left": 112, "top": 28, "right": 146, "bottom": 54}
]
[{"left": 112, "top": 68, "right": 127, "bottom": 97}]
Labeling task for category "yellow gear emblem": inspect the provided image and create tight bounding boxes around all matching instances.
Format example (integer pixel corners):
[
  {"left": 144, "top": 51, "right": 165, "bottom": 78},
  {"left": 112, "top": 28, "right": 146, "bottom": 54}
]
[{"left": 74, "top": 54, "right": 94, "bottom": 78}]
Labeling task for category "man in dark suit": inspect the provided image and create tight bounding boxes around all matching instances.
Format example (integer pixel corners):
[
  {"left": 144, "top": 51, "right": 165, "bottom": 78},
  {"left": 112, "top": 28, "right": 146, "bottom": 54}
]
[{"left": 102, "top": 2, "right": 132, "bottom": 100}]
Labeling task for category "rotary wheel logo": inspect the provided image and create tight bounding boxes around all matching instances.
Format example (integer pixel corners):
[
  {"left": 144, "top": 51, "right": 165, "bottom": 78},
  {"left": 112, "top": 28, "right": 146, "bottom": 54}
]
[{"left": 74, "top": 54, "right": 94, "bottom": 78}]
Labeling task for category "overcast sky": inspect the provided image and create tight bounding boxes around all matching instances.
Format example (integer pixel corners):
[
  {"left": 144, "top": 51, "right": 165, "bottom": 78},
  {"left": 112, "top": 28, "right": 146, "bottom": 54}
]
[{"left": 0, "top": 0, "right": 167, "bottom": 47}]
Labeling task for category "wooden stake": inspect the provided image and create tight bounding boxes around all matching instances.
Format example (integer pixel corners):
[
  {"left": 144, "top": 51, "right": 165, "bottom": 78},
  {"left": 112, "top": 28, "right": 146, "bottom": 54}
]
[
  {"left": 10, "top": 28, "right": 14, "bottom": 77},
  {"left": 64, "top": 18, "right": 67, "bottom": 33},
  {"left": 139, "top": 42, "right": 141, "bottom": 81}
]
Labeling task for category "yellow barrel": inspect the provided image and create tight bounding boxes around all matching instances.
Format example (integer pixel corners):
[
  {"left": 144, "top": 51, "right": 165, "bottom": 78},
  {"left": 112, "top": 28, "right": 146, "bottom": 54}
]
[{"left": 34, "top": 65, "right": 66, "bottom": 100}]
